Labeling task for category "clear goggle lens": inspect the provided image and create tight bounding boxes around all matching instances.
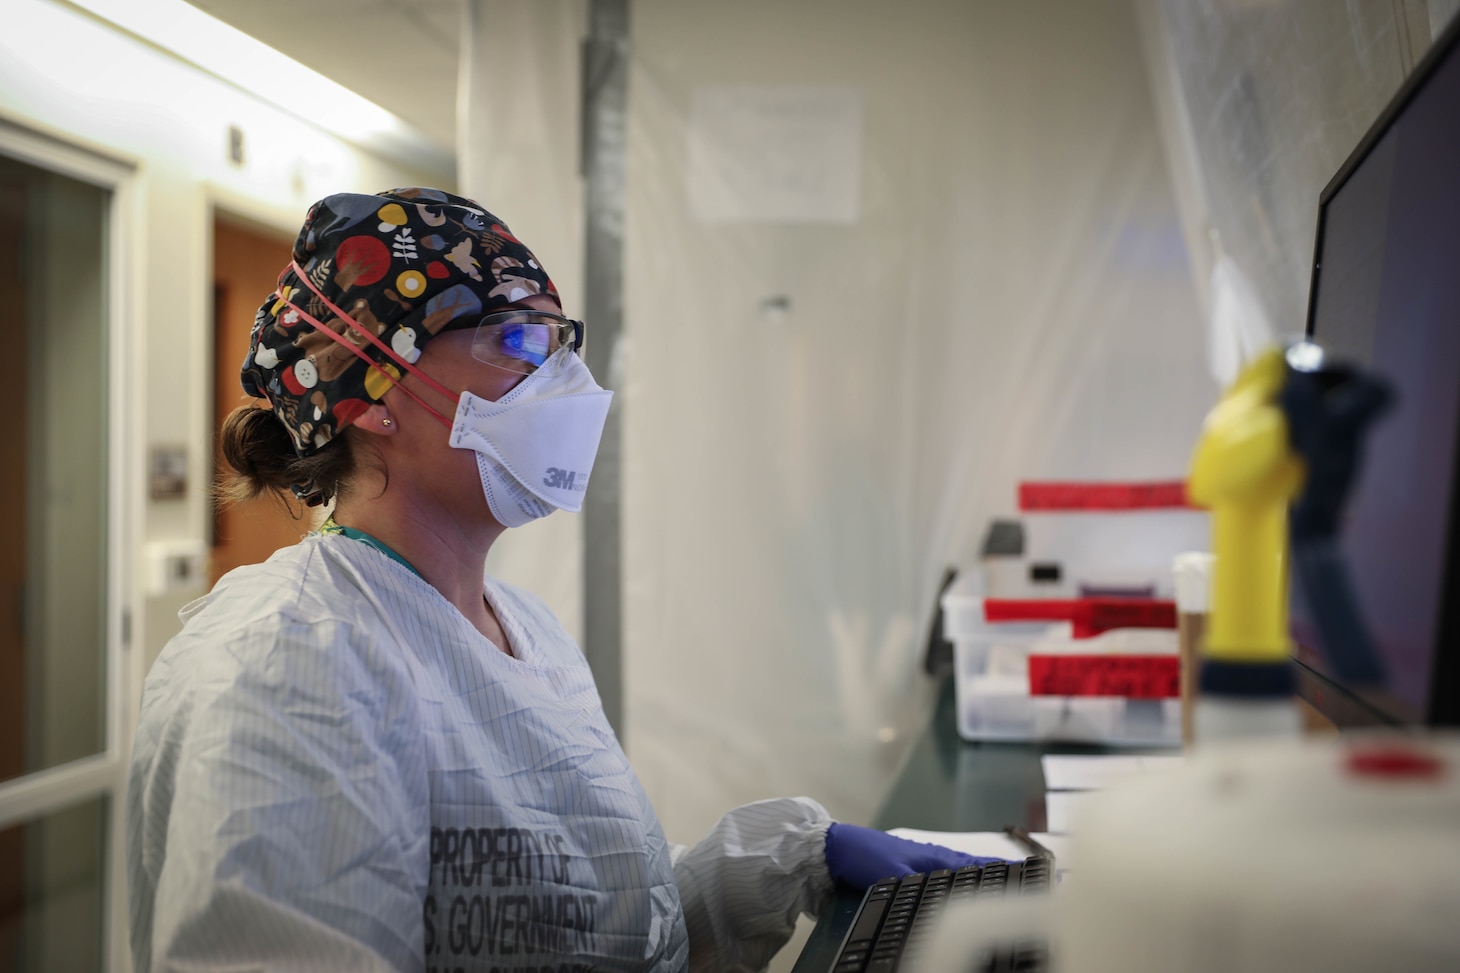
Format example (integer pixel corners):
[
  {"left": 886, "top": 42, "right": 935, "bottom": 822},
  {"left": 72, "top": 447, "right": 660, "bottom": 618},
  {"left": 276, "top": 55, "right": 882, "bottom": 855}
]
[{"left": 469, "top": 310, "right": 585, "bottom": 375}]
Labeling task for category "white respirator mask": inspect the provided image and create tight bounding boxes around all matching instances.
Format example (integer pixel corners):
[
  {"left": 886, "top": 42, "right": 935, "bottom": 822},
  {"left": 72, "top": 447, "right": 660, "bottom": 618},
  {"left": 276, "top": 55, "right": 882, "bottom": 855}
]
[{"left": 449, "top": 347, "right": 613, "bottom": 528}]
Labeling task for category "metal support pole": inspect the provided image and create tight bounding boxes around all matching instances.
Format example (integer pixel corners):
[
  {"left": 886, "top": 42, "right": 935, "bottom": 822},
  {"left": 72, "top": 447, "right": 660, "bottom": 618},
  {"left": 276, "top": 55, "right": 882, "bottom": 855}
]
[{"left": 581, "top": 0, "right": 629, "bottom": 737}]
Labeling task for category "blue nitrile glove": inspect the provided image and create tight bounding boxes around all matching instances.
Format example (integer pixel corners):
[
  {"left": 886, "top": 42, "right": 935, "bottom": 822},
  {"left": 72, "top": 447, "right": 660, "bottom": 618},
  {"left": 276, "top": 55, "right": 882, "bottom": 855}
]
[{"left": 824, "top": 822, "right": 1011, "bottom": 890}]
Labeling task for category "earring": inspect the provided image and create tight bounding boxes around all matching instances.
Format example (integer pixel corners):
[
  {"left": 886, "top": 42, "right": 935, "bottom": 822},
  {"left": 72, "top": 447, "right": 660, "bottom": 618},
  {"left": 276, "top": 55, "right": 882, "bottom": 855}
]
[{"left": 381, "top": 418, "right": 393, "bottom": 427}]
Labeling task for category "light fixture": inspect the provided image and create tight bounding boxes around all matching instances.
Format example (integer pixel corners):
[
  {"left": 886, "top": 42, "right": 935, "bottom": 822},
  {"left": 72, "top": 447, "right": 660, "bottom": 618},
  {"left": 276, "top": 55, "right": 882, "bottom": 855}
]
[{"left": 63, "top": 0, "right": 452, "bottom": 177}]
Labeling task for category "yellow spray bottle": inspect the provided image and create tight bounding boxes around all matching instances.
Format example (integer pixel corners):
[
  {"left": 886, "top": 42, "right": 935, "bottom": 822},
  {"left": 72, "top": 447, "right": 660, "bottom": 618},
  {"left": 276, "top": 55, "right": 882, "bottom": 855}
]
[{"left": 1187, "top": 348, "right": 1306, "bottom": 740}]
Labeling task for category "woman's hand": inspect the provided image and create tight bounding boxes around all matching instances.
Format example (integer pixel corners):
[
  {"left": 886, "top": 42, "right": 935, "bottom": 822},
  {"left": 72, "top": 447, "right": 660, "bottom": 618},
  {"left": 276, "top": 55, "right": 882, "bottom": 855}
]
[{"left": 823, "top": 822, "right": 1010, "bottom": 890}]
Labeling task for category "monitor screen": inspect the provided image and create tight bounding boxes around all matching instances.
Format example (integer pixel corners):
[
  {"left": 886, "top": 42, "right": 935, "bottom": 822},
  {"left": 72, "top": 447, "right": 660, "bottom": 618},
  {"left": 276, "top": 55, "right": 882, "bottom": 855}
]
[{"left": 1294, "top": 18, "right": 1460, "bottom": 726}]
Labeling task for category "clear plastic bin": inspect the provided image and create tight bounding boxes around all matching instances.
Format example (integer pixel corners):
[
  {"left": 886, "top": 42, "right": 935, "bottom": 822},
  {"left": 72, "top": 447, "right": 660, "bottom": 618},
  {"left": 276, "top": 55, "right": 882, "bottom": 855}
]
[{"left": 941, "top": 574, "right": 1183, "bottom": 745}]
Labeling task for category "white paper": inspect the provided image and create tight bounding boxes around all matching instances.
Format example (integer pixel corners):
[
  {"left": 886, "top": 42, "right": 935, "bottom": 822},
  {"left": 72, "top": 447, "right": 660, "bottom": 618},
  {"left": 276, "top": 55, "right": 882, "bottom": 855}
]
[
  {"left": 889, "top": 828, "right": 1074, "bottom": 868},
  {"left": 1041, "top": 753, "right": 1185, "bottom": 791},
  {"left": 1043, "top": 790, "right": 1097, "bottom": 835},
  {"left": 1041, "top": 755, "right": 1142, "bottom": 791},
  {"left": 687, "top": 85, "right": 863, "bottom": 223}
]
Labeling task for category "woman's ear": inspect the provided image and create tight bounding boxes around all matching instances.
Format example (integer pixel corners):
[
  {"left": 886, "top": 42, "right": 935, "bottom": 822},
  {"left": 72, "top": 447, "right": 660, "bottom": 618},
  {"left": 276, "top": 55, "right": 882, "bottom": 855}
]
[{"left": 357, "top": 403, "right": 398, "bottom": 437}]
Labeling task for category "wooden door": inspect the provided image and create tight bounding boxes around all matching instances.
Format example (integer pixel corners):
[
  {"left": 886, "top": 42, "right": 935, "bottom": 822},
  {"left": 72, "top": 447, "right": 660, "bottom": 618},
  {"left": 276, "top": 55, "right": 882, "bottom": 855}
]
[{"left": 211, "top": 216, "right": 311, "bottom": 585}]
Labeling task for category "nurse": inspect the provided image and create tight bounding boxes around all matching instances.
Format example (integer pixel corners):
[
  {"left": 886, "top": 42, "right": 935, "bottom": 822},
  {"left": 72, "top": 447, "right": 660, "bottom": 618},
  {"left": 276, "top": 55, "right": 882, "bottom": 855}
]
[{"left": 127, "top": 188, "right": 985, "bottom": 972}]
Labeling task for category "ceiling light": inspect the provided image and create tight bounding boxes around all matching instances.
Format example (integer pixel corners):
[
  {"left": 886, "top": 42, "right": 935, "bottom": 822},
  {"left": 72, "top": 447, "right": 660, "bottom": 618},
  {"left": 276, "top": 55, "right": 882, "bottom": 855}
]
[{"left": 63, "top": 0, "right": 452, "bottom": 177}]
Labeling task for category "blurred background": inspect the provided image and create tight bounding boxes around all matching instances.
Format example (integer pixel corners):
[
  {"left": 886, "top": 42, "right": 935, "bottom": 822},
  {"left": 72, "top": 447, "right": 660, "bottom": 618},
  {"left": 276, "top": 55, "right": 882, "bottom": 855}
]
[{"left": 0, "top": 0, "right": 1455, "bottom": 968}]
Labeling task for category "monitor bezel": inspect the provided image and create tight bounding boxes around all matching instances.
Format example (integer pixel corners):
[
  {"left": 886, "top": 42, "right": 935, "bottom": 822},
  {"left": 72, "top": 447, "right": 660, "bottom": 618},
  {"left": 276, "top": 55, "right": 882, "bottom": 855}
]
[{"left": 1298, "top": 11, "right": 1460, "bottom": 728}]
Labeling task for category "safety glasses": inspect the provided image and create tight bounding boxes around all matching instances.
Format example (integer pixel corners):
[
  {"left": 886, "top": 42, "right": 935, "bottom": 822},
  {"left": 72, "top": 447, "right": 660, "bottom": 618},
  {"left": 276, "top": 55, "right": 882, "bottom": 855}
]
[{"left": 470, "top": 309, "right": 586, "bottom": 375}]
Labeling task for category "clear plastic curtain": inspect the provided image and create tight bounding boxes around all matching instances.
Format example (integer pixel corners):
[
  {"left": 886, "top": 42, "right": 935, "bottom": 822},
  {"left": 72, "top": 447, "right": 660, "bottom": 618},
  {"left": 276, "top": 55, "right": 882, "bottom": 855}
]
[
  {"left": 620, "top": 0, "right": 1215, "bottom": 842},
  {"left": 459, "top": 0, "right": 590, "bottom": 642},
  {"left": 1138, "top": 0, "right": 1460, "bottom": 368},
  {"left": 461, "top": 0, "right": 1460, "bottom": 850}
]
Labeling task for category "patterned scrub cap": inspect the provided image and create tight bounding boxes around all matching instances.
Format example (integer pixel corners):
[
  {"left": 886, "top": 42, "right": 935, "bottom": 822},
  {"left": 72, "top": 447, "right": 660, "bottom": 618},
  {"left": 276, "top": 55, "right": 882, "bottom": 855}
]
[{"left": 241, "top": 187, "right": 557, "bottom": 457}]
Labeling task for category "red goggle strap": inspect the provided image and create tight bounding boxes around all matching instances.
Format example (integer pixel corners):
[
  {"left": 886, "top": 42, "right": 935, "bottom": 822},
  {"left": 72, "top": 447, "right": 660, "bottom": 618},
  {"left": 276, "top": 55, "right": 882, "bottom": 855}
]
[
  {"left": 280, "top": 260, "right": 459, "bottom": 427},
  {"left": 287, "top": 260, "right": 460, "bottom": 405},
  {"left": 274, "top": 292, "right": 455, "bottom": 429}
]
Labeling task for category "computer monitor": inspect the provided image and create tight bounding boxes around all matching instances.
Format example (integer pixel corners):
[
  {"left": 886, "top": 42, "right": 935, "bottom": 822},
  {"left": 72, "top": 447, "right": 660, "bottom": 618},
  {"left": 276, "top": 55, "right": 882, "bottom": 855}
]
[{"left": 1291, "top": 13, "right": 1460, "bottom": 728}]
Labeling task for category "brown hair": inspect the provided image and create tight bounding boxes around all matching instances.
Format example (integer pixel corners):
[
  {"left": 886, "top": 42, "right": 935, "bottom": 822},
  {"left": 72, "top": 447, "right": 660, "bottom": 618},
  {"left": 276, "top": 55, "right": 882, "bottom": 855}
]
[{"left": 217, "top": 402, "right": 369, "bottom": 513}]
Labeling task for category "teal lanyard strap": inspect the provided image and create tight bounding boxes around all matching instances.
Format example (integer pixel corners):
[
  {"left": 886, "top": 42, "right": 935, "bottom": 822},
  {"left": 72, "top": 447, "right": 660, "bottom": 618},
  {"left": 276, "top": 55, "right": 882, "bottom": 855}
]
[{"left": 318, "top": 517, "right": 422, "bottom": 578}]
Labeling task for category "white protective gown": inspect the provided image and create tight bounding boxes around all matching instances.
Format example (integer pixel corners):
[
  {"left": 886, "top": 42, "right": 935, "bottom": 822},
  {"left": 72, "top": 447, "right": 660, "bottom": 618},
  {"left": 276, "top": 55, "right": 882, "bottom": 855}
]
[{"left": 128, "top": 533, "right": 834, "bottom": 973}]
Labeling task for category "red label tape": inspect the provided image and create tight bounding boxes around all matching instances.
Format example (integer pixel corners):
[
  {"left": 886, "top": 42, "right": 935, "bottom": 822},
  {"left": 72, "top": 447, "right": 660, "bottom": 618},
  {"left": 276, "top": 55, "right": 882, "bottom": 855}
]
[
  {"left": 983, "top": 598, "right": 1177, "bottom": 638},
  {"left": 1018, "top": 480, "right": 1193, "bottom": 511},
  {"left": 1027, "top": 654, "right": 1180, "bottom": 698}
]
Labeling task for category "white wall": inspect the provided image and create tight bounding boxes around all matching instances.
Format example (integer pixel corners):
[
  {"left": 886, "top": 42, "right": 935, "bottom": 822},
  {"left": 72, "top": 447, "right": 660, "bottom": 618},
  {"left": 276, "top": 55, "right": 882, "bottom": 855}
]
[{"left": 1, "top": 0, "right": 449, "bottom": 670}]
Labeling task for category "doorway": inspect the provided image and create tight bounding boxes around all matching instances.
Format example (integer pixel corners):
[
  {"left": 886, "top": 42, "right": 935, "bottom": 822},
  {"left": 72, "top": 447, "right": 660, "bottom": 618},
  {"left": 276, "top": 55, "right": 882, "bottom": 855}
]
[
  {"left": 0, "top": 132, "right": 129, "bottom": 973},
  {"left": 210, "top": 215, "right": 313, "bottom": 584}
]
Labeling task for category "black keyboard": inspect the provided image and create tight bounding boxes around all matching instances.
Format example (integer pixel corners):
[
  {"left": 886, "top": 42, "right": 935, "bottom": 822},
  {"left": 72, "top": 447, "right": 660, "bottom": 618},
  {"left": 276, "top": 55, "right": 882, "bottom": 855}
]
[{"left": 828, "top": 857, "right": 1052, "bottom": 973}]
